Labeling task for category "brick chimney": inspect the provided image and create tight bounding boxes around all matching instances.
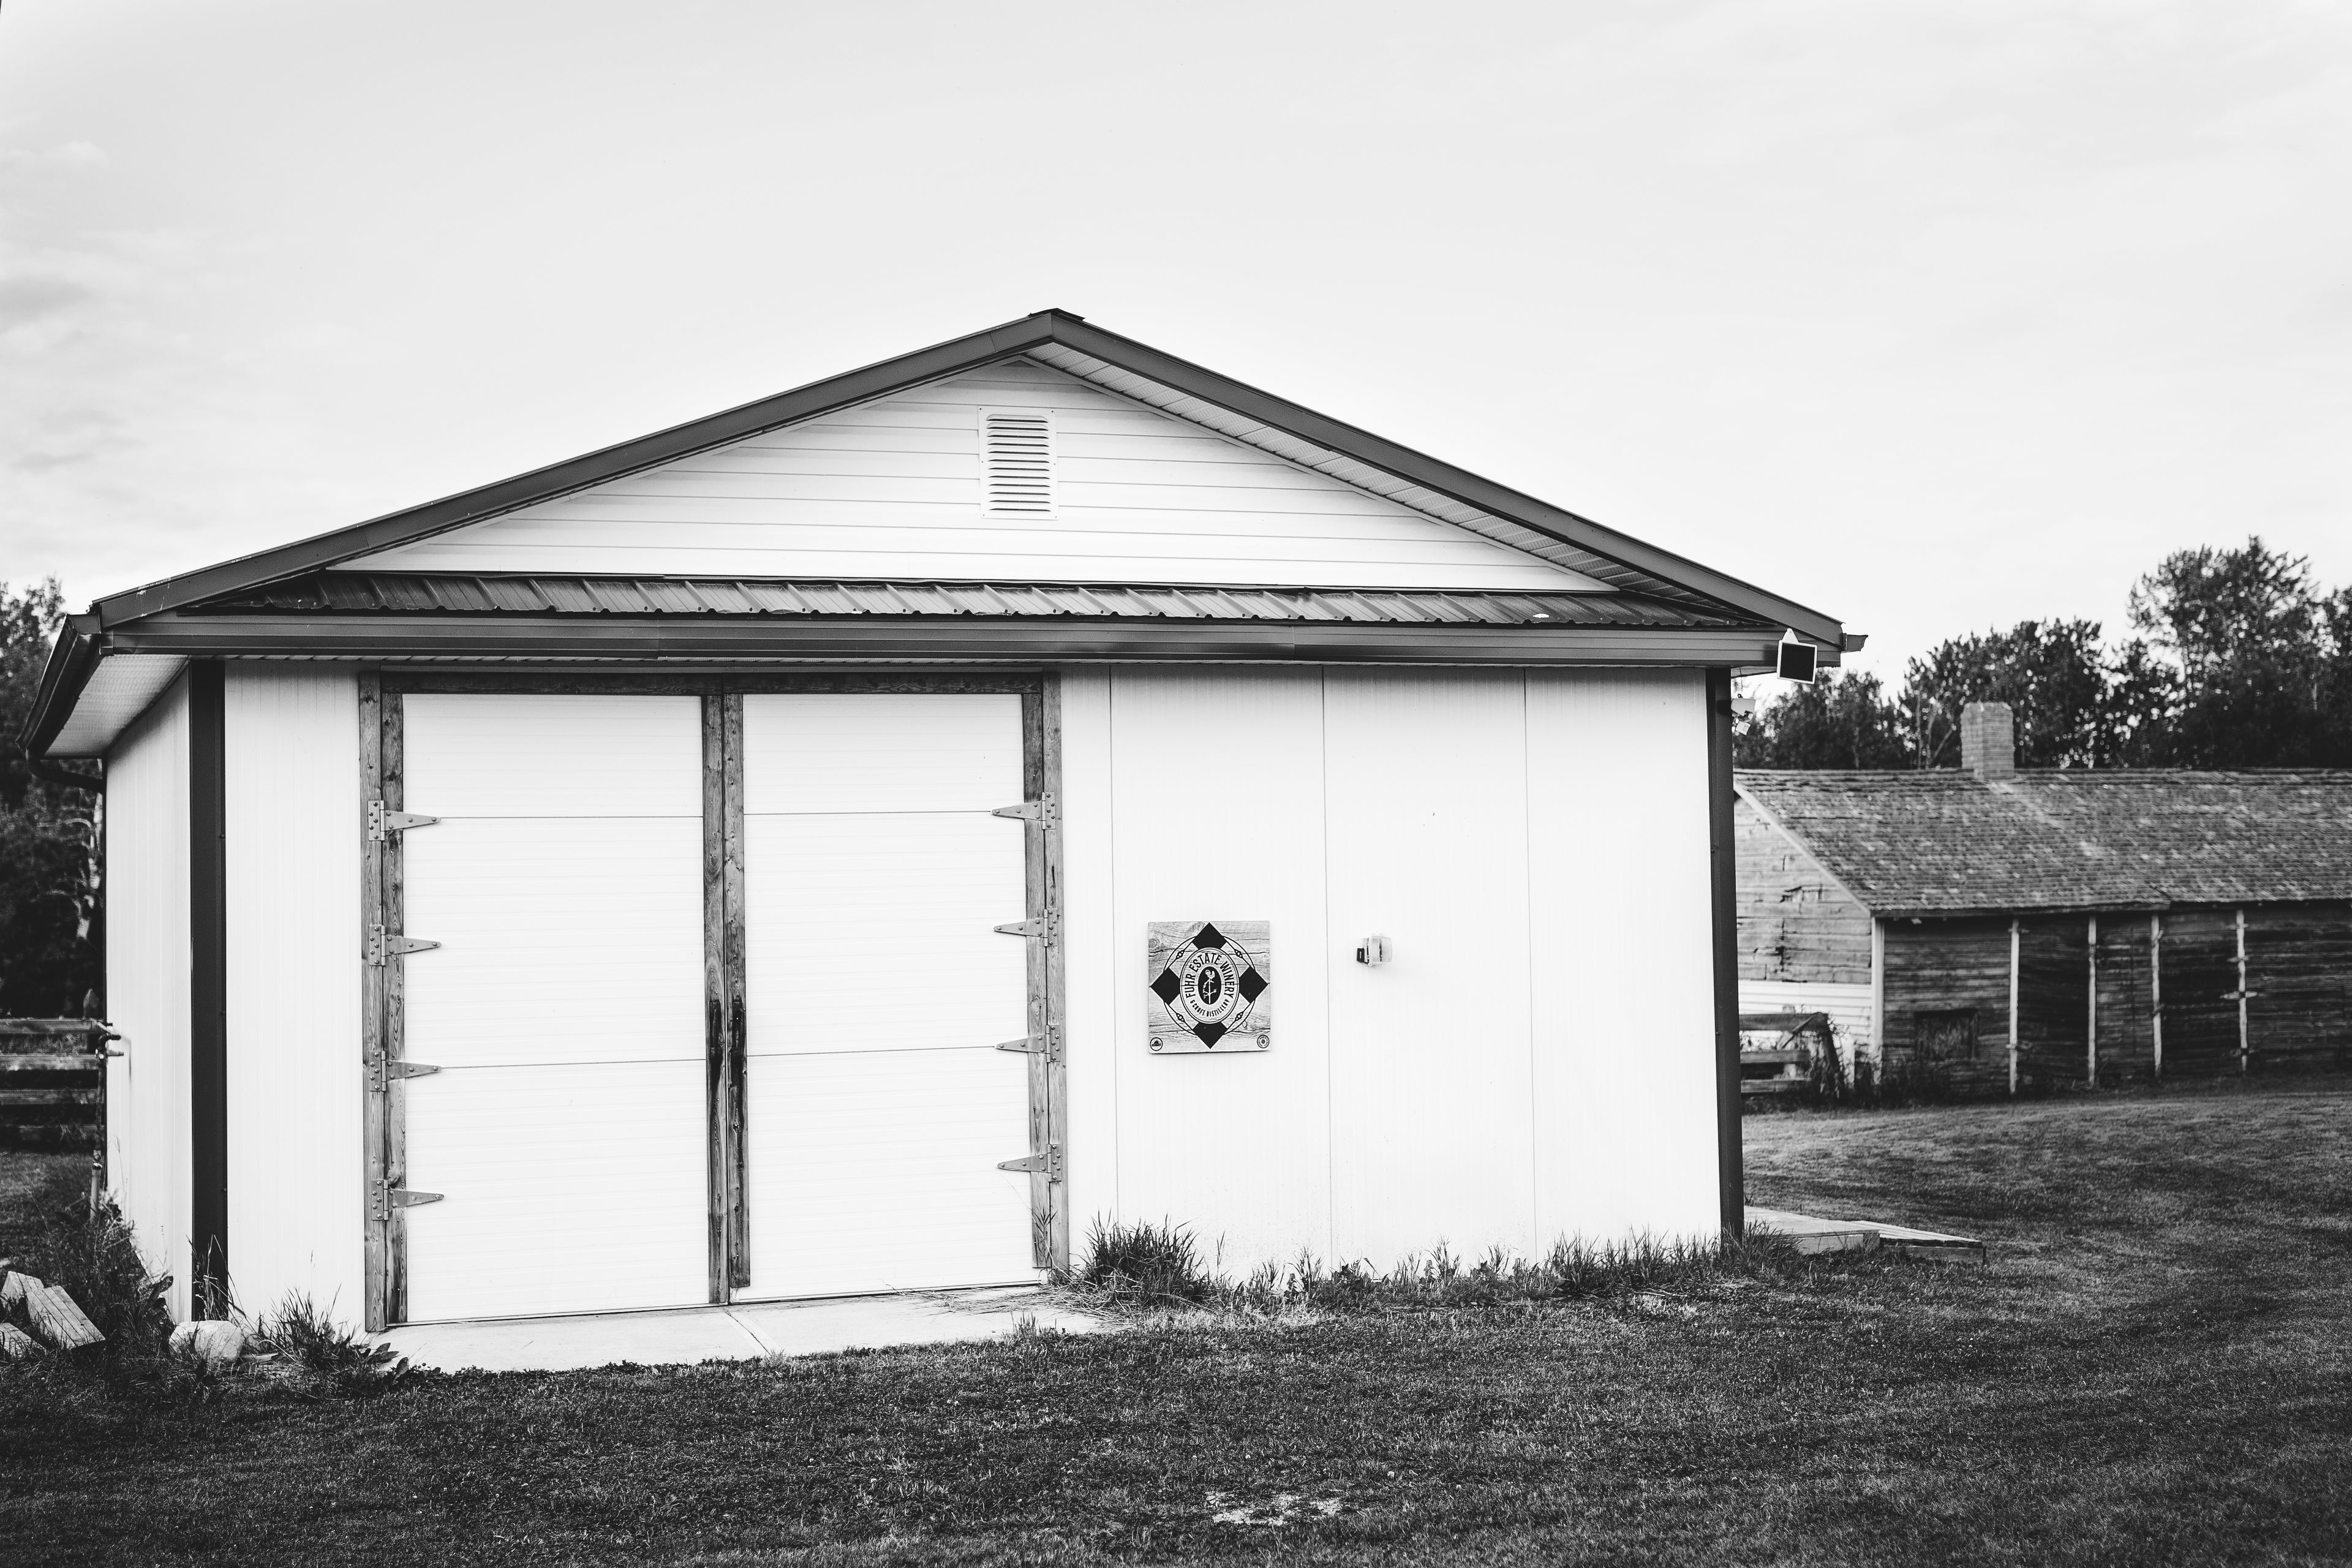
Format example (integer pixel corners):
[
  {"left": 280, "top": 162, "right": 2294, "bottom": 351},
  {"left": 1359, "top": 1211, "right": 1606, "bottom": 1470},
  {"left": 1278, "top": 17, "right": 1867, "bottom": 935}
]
[{"left": 1960, "top": 701, "right": 2016, "bottom": 781}]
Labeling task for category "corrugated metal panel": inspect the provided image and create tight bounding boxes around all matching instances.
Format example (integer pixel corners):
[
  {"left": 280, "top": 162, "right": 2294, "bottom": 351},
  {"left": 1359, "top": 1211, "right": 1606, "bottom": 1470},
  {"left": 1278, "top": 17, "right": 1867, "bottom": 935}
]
[
  {"left": 401, "top": 1060, "right": 709, "bottom": 1322},
  {"left": 103, "top": 675, "right": 192, "bottom": 1319},
  {"left": 223, "top": 666, "right": 364, "bottom": 1323},
  {"left": 341, "top": 361, "right": 1607, "bottom": 594},
  {"left": 737, "top": 1048, "right": 1034, "bottom": 1301},
  {"left": 1324, "top": 671, "right": 1538, "bottom": 1265},
  {"left": 1525, "top": 670, "right": 1719, "bottom": 1246},
  {"left": 224, "top": 573, "right": 1746, "bottom": 630}
]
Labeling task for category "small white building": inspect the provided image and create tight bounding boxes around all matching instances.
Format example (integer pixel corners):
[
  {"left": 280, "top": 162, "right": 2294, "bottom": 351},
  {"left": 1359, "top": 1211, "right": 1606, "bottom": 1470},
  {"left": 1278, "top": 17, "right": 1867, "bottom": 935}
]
[{"left": 28, "top": 312, "right": 1847, "bottom": 1331}]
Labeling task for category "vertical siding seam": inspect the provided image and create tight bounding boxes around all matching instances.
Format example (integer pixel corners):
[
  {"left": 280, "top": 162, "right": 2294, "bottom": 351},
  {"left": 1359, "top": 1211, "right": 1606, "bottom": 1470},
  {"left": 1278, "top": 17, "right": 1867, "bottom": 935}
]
[
  {"left": 1318, "top": 667, "right": 1336, "bottom": 1265},
  {"left": 1521, "top": 672, "right": 1541, "bottom": 1253},
  {"left": 1104, "top": 673, "right": 1121, "bottom": 1226}
]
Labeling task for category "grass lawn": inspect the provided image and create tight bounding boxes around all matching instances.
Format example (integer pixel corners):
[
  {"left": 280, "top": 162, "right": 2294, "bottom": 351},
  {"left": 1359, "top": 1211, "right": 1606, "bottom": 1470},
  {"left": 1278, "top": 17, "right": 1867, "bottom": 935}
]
[{"left": 4, "top": 1079, "right": 2350, "bottom": 1565}]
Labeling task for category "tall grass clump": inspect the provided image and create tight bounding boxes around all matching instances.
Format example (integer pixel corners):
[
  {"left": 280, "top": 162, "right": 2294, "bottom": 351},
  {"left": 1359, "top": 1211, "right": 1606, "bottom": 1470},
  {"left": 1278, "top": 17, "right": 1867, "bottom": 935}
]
[
  {"left": 254, "top": 1294, "right": 410, "bottom": 1400},
  {"left": 1076, "top": 1218, "right": 1215, "bottom": 1308},
  {"left": 0, "top": 1161, "right": 179, "bottom": 1406}
]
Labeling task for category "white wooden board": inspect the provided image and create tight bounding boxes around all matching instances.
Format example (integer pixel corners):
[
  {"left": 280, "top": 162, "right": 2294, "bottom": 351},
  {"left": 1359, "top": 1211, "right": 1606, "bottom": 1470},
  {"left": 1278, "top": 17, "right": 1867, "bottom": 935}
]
[
  {"left": 741, "top": 694, "right": 1022, "bottom": 814},
  {"left": 402, "top": 695, "right": 701, "bottom": 818},
  {"left": 401, "top": 1060, "right": 709, "bottom": 1322},
  {"left": 736, "top": 1047, "right": 1034, "bottom": 1301}
]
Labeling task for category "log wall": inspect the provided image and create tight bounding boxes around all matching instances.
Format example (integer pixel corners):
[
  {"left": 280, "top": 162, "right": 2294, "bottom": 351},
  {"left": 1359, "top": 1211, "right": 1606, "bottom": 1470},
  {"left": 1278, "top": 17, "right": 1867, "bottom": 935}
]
[
  {"left": 1734, "top": 798, "right": 1872, "bottom": 986},
  {"left": 1882, "top": 901, "right": 2351, "bottom": 1095}
]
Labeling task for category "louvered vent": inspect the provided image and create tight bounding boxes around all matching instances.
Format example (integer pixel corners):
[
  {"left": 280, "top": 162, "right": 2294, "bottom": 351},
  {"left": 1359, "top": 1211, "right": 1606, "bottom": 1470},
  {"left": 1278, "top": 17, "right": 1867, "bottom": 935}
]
[{"left": 982, "top": 412, "right": 1054, "bottom": 516}]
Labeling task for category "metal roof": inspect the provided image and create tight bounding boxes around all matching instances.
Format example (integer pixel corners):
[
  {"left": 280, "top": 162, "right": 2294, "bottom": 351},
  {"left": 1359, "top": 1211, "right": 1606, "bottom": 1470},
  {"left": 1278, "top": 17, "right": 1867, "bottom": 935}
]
[
  {"left": 1738, "top": 768, "right": 2352, "bottom": 915},
  {"left": 212, "top": 573, "right": 1759, "bottom": 628}
]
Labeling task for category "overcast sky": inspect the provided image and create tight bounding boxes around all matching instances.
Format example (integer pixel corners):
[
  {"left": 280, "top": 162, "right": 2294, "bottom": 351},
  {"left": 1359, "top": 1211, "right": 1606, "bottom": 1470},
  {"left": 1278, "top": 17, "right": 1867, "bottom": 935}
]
[{"left": 1, "top": 0, "right": 2343, "bottom": 675}]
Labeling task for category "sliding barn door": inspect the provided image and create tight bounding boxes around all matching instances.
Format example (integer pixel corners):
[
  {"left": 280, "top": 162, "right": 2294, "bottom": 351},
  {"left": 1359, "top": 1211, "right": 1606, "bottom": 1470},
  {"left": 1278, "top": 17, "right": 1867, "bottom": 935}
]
[
  {"left": 736, "top": 695, "right": 1035, "bottom": 1300},
  {"left": 396, "top": 695, "right": 709, "bottom": 1322}
]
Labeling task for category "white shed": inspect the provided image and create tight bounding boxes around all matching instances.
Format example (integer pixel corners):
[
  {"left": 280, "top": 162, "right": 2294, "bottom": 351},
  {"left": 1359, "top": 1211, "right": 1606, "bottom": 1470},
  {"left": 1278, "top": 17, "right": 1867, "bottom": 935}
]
[{"left": 27, "top": 312, "right": 1847, "bottom": 1331}]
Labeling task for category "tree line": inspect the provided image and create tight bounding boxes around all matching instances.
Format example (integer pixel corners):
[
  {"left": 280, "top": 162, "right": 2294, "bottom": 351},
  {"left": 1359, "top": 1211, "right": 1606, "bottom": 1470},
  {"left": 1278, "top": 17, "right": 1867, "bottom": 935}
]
[
  {"left": 0, "top": 581, "right": 102, "bottom": 1016},
  {"left": 1738, "top": 537, "right": 2352, "bottom": 771}
]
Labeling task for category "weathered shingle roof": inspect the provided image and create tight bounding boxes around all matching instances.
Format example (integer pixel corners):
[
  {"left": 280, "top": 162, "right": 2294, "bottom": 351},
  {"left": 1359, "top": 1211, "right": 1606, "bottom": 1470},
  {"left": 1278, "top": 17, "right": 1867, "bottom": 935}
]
[{"left": 1737, "top": 769, "right": 2352, "bottom": 915}]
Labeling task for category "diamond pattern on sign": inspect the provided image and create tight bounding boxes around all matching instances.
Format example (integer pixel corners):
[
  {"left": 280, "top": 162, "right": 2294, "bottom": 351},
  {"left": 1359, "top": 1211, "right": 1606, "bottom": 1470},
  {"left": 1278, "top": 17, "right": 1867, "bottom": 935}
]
[{"left": 1144, "top": 921, "right": 1272, "bottom": 1055}]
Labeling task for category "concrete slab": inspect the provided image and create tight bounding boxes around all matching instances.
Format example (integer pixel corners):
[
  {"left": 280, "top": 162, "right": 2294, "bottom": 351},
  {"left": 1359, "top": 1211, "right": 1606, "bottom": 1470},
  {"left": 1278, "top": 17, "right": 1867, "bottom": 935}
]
[
  {"left": 380, "top": 1287, "right": 1111, "bottom": 1374},
  {"left": 1747, "top": 1205, "right": 1983, "bottom": 1261}
]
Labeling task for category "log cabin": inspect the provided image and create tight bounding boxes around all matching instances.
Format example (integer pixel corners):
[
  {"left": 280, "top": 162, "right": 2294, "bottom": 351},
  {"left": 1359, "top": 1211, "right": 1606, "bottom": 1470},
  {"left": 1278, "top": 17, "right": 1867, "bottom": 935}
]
[
  {"left": 1738, "top": 702, "right": 2352, "bottom": 1095},
  {"left": 25, "top": 310, "right": 1853, "bottom": 1331}
]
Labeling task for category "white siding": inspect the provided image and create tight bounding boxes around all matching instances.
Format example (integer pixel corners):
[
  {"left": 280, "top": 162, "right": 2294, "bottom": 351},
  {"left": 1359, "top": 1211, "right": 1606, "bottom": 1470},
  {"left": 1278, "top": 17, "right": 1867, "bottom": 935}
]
[
  {"left": 1525, "top": 670, "right": 1720, "bottom": 1248},
  {"left": 343, "top": 361, "right": 1607, "bottom": 593},
  {"left": 104, "top": 675, "right": 192, "bottom": 1319},
  {"left": 1058, "top": 666, "right": 1722, "bottom": 1278},
  {"left": 223, "top": 666, "right": 366, "bottom": 1325}
]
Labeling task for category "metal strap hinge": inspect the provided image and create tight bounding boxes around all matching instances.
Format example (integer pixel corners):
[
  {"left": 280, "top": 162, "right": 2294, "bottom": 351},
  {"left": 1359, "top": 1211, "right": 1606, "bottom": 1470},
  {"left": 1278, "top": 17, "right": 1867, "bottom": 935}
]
[
  {"left": 368, "top": 801, "right": 440, "bottom": 840},
  {"left": 992, "top": 793, "right": 1058, "bottom": 825},
  {"left": 992, "top": 913, "right": 1059, "bottom": 944},
  {"left": 994, "top": 1028, "right": 1061, "bottom": 1058},
  {"left": 369, "top": 1182, "right": 444, "bottom": 1221},
  {"left": 367, "top": 925, "right": 440, "bottom": 965},
  {"left": 996, "top": 1145, "right": 1063, "bottom": 1182},
  {"left": 366, "top": 1057, "right": 441, "bottom": 1093}
]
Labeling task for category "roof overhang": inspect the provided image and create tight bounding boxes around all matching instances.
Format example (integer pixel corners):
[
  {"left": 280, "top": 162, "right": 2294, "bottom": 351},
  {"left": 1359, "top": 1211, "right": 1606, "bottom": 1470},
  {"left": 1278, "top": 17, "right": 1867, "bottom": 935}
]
[{"left": 30, "top": 309, "right": 1851, "bottom": 756}]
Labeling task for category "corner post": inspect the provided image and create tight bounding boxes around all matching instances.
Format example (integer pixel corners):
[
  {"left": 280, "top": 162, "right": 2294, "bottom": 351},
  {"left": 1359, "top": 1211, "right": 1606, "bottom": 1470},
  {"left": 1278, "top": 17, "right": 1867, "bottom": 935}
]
[
  {"left": 189, "top": 660, "right": 229, "bottom": 1316},
  {"left": 1705, "top": 669, "right": 1743, "bottom": 1237}
]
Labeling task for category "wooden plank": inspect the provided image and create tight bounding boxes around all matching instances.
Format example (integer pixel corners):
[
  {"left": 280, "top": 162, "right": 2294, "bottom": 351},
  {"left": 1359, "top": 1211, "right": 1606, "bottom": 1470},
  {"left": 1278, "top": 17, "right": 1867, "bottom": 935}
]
[
  {"left": 2236, "top": 907, "right": 2250, "bottom": 1073},
  {"left": 358, "top": 670, "right": 389, "bottom": 1332},
  {"left": 1039, "top": 674, "right": 1068, "bottom": 1275},
  {"left": 0, "top": 1056, "right": 105, "bottom": 1074},
  {"left": 0, "top": 1088, "right": 102, "bottom": 1107},
  {"left": 2150, "top": 913, "right": 2165, "bottom": 1079},
  {"left": 722, "top": 694, "right": 748, "bottom": 1290},
  {"left": 702, "top": 692, "right": 728, "bottom": 1304},
  {"left": 25, "top": 1280, "right": 103, "bottom": 1349},
  {"left": 0, "top": 1020, "right": 112, "bottom": 1041},
  {"left": 1020, "top": 685, "right": 1054, "bottom": 1271},
  {"left": 382, "top": 686, "right": 410, "bottom": 1325}
]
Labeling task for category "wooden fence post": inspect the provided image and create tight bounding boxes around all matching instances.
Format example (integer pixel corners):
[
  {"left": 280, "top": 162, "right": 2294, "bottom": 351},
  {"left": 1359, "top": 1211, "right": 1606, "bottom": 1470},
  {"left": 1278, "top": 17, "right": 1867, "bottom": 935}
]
[
  {"left": 2086, "top": 914, "right": 2098, "bottom": 1088},
  {"left": 2008, "top": 917, "right": 2021, "bottom": 1097}
]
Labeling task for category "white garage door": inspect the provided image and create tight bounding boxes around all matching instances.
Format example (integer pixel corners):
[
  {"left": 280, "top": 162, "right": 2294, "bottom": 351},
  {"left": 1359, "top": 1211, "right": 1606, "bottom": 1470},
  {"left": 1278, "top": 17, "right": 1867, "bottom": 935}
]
[
  {"left": 398, "top": 695, "right": 710, "bottom": 1323},
  {"left": 737, "top": 694, "right": 1035, "bottom": 1300}
]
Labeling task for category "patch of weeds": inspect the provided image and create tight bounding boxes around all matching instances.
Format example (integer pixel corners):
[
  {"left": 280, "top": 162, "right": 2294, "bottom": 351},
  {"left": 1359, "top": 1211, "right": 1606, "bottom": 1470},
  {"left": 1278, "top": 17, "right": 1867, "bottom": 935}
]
[
  {"left": 1072, "top": 1218, "right": 1836, "bottom": 1319},
  {"left": 1076, "top": 1218, "right": 1214, "bottom": 1308},
  {"left": 0, "top": 1164, "right": 198, "bottom": 1414},
  {"left": 253, "top": 1294, "right": 411, "bottom": 1400}
]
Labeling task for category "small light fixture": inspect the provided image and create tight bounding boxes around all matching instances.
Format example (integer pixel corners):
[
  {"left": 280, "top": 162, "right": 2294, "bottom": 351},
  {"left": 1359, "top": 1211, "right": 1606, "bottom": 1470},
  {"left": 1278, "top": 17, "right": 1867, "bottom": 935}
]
[
  {"left": 1355, "top": 935, "right": 1392, "bottom": 966},
  {"left": 1776, "top": 630, "right": 1818, "bottom": 684},
  {"left": 1530, "top": 611, "right": 1553, "bottom": 622}
]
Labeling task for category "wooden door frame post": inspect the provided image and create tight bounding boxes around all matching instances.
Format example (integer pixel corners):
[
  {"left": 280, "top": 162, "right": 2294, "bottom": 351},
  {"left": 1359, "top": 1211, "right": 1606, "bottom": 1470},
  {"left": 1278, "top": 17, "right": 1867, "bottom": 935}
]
[
  {"left": 2149, "top": 913, "right": 2164, "bottom": 1080},
  {"left": 1706, "top": 669, "right": 1743, "bottom": 1237}
]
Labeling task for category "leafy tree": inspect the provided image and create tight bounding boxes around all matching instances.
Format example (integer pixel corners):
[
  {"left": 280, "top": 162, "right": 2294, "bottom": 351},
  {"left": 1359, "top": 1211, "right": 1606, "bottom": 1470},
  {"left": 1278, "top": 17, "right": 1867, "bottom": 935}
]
[
  {"left": 1733, "top": 670, "right": 1912, "bottom": 768},
  {"left": 1901, "top": 619, "right": 2116, "bottom": 768},
  {"left": 2126, "top": 538, "right": 2351, "bottom": 767},
  {"left": 0, "top": 581, "right": 103, "bottom": 1016}
]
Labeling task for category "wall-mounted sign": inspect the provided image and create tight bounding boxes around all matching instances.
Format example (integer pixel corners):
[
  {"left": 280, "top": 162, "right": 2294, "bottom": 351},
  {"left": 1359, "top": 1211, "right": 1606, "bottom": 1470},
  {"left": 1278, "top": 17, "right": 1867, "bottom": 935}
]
[{"left": 1147, "top": 921, "right": 1271, "bottom": 1054}]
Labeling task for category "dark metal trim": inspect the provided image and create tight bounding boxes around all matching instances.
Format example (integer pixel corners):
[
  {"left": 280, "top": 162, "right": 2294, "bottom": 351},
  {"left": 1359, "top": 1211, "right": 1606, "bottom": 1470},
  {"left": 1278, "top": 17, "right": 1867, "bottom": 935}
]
[
  {"left": 1706, "top": 668, "right": 1744, "bottom": 1238},
  {"left": 188, "top": 660, "right": 230, "bottom": 1312},
  {"left": 20, "top": 615, "right": 99, "bottom": 757},
  {"left": 110, "top": 614, "right": 1793, "bottom": 668}
]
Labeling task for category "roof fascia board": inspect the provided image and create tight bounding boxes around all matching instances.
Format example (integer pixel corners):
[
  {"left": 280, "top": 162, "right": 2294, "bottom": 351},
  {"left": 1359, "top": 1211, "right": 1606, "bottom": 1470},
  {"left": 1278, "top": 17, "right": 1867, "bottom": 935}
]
[
  {"left": 1730, "top": 778, "right": 1879, "bottom": 914},
  {"left": 107, "top": 614, "right": 1792, "bottom": 667},
  {"left": 1040, "top": 317, "right": 1846, "bottom": 647},
  {"left": 91, "top": 314, "right": 1068, "bottom": 630},
  {"left": 22, "top": 619, "right": 101, "bottom": 756}
]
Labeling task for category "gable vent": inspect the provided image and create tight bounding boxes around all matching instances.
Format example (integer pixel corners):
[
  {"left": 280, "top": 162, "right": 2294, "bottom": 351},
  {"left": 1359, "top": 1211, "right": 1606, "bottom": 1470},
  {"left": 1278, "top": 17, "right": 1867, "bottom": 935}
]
[{"left": 982, "top": 411, "right": 1055, "bottom": 517}]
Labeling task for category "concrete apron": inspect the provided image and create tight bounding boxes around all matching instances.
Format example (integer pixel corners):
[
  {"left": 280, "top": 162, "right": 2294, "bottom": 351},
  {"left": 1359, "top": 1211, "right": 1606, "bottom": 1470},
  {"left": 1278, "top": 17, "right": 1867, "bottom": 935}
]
[{"left": 378, "top": 1287, "right": 1112, "bottom": 1374}]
